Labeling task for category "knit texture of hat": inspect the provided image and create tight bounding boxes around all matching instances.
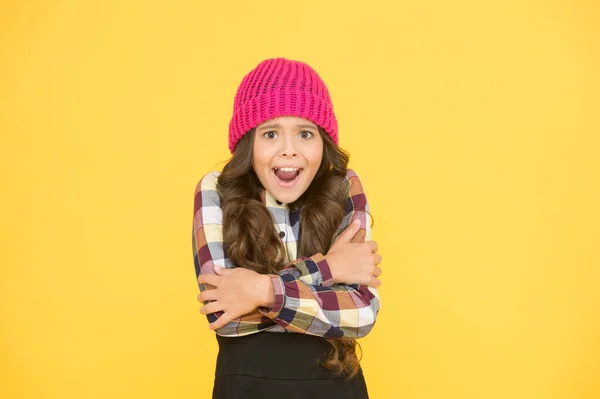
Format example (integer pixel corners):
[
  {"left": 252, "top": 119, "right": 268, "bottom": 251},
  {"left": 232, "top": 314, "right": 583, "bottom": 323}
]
[{"left": 228, "top": 58, "right": 338, "bottom": 153}]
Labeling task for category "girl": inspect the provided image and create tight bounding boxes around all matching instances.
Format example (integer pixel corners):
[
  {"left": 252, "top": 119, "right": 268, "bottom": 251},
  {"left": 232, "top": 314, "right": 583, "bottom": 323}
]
[{"left": 192, "top": 58, "right": 382, "bottom": 399}]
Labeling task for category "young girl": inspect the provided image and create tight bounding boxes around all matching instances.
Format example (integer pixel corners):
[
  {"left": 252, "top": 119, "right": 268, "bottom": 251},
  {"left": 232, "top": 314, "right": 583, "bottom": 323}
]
[{"left": 192, "top": 58, "right": 382, "bottom": 398}]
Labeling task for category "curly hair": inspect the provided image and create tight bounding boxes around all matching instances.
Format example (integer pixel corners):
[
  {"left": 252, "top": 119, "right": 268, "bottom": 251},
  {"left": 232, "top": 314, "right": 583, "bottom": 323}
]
[{"left": 216, "top": 126, "right": 363, "bottom": 379}]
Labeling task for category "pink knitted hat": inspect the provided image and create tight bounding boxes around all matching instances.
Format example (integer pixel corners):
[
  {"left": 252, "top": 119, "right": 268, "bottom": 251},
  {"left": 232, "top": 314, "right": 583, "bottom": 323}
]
[{"left": 228, "top": 58, "right": 338, "bottom": 153}]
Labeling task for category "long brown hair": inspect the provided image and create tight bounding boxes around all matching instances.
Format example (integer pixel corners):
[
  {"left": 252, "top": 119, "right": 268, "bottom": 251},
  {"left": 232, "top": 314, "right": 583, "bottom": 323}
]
[{"left": 216, "top": 126, "right": 363, "bottom": 379}]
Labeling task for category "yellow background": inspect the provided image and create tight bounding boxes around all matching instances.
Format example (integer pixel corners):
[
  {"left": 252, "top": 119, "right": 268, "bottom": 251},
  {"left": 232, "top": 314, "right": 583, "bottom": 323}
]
[{"left": 1, "top": 1, "right": 599, "bottom": 398}]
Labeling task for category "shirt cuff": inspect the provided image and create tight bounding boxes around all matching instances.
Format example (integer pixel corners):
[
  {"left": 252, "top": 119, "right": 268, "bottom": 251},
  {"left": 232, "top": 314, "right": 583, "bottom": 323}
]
[
  {"left": 258, "top": 274, "right": 286, "bottom": 319},
  {"left": 310, "top": 253, "right": 335, "bottom": 287}
]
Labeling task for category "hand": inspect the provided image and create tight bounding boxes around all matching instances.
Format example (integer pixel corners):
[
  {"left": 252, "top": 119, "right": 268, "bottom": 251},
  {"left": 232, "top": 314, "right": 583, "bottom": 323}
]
[
  {"left": 325, "top": 219, "right": 382, "bottom": 287},
  {"left": 197, "top": 266, "right": 273, "bottom": 330}
]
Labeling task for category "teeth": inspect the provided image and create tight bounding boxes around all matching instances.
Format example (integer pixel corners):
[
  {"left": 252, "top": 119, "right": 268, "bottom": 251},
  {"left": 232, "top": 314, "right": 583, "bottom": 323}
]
[{"left": 277, "top": 167, "right": 299, "bottom": 172}]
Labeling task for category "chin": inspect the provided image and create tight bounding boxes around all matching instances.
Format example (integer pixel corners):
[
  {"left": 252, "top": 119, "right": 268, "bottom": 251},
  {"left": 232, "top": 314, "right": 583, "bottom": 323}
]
[{"left": 273, "top": 191, "right": 302, "bottom": 204}]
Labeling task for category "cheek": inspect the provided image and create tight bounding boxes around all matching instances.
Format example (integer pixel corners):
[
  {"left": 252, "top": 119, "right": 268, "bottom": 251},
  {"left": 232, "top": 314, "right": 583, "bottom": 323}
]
[
  {"left": 306, "top": 144, "right": 324, "bottom": 167},
  {"left": 252, "top": 143, "right": 269, "bottom": 168}
]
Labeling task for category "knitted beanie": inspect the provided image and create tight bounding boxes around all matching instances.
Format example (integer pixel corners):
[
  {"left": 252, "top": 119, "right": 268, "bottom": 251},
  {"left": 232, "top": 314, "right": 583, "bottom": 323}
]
[{"left": 228, "top": 58, "right": 338, "bottom": 153}]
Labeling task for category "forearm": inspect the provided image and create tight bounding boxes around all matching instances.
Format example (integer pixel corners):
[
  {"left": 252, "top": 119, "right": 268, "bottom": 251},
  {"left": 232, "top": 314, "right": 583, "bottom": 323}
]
[
  {"left": 196, "top": 254, "right": 335, "bottom": 337},
  {"left": 277, "top": 253, "right": 335, "bottom": 286},
  {"left": 257, "top": 267, "right": 380, "bottom": 338},
  {"left": 259, "top": 274, "right": 276, "bottom": 308},
  {"left": 256, "top": 252, "right": 339, "bottom": 307}
]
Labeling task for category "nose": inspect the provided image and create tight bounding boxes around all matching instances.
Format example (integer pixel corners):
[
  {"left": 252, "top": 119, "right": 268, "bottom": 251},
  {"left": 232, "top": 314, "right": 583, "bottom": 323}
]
[{"left": 279, "top": 134, "right": 298, "bottom": 157}]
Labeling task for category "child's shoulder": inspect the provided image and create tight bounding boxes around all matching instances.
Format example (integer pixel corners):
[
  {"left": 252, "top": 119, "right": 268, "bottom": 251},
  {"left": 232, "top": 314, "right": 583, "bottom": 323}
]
[
  {"left": 344, "top": 168, "right": 368, "bottom": 195},
  {"left": 344, "top": 167, "right": 365, "bottom": 184},
  {"left": 194, "top": 170, "right": 221, "bottom": 194},
  {"left": 345, "top": 168, "right": 359, "bottom": 180}
]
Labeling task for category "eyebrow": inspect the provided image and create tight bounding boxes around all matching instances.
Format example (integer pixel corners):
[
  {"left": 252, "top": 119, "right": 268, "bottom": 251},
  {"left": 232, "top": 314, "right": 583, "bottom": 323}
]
[{"left": 257, "top": 123, "right": 318, "bottom": 131}]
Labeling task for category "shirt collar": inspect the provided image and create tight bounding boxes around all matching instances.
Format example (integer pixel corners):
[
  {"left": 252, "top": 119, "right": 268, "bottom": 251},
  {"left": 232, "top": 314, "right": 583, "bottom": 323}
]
[{"left": 261, "top": 188, "right": 288, "bottom": 210}]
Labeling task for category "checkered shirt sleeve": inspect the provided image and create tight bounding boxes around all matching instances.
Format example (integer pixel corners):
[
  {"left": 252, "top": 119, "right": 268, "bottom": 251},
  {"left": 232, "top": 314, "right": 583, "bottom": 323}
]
[{"left": 192, "top": 169, "right": 380, "bottom": 338}]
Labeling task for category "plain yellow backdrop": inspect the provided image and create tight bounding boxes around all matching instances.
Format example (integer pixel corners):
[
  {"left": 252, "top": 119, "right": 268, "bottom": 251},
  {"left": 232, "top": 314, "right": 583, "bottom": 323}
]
[{"left": 1, "top": 1, "right": 599, "bottom": 398}]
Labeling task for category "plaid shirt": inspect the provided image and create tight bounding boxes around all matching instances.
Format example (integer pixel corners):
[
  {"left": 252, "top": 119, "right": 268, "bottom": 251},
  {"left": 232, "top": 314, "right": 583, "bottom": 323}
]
[{"left": 192, "top": 168, "right": 380, "bottom": 338}]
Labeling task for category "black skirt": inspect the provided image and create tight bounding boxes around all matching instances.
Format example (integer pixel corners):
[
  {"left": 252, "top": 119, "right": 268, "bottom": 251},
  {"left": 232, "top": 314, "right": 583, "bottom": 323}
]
[{"left": 212, "top": 331, "right": 370, "bottom": 399}]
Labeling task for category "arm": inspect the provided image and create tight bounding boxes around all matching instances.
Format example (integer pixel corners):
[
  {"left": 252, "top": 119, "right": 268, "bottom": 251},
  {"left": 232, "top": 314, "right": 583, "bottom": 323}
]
[
  {"left": 192, "top": 172, "right": 337, "bottom": 337},
  {"left": 257, "top": 168, "right": 380, "bottom": 338},
  {"left": 193, "top": 169, "right": 380, "bottom": 338}
]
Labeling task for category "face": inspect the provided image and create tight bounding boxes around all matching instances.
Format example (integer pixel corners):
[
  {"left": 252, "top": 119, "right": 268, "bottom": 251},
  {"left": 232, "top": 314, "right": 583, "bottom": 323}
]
[{"left": 252, "top": 116, "right": 324, "bottom": 204}]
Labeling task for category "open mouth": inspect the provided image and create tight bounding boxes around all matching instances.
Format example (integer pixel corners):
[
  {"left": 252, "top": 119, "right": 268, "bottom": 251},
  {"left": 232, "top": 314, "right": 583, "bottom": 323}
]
[{"left": 272, "top": 167, "right": 303, "bottom": 188}]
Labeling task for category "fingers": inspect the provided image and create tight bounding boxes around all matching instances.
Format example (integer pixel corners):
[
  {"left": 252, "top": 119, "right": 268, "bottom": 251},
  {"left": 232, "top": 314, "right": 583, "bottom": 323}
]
[
  {"left": 197, "top": 289, "right": 218, "bottom": 303},
  {"left": 369, "top": 260, "right": 382, "bottom": 287},
  {"left": 197, "top": 273, "right": 220, "bottom": 287},
  {"left": 366, "top": 240, "right": 378, "bottom": 253},
  {"left": 372, "top": 265, "right": 382, "bottom": 277},
  {"left": 214, "top": 265, "right": 233, "bottom": 275},
  {"left": 374, "top": 253, "right": 382, "bottom": 265},
  {"left": 199, "top": 301, "right": 223, "bottom": 315},
  {"left": 335, "top": 219, "right": 362, "bottom": 244},
  {"left": 209, "top": 313, "right": 233, "bottom": 330},
  {"left": 367, "top": 276, "right": 382, "bottom": 288}
]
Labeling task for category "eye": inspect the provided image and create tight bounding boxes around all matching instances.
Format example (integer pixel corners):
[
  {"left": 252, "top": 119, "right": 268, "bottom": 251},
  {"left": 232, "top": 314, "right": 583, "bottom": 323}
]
[
  {"left": 299, "top": 130, "right": 314, "bottom": 139},
  {"left": 263, "top": 131, "right": 278, "bottom": 139}
]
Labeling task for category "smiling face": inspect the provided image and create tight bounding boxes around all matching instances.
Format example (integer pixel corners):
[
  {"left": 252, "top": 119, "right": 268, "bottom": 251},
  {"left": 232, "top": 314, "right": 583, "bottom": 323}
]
[{"left": 252, "top": 116, "right": 324, "bottom": 204}]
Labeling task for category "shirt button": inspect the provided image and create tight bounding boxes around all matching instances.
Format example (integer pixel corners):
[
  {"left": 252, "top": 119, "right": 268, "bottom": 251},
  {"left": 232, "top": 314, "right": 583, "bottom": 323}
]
[{"left": 279, "top": 231, "right": 285, "bottom": 238}]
